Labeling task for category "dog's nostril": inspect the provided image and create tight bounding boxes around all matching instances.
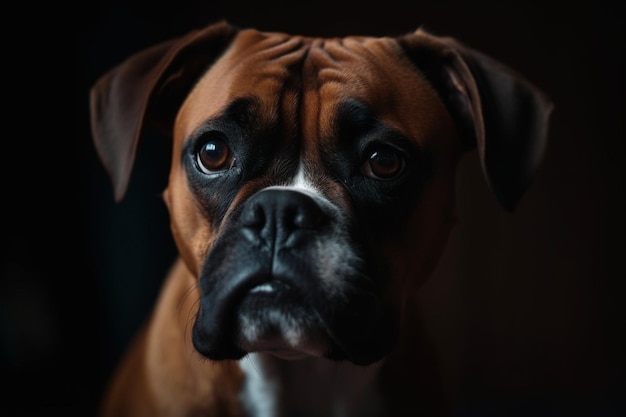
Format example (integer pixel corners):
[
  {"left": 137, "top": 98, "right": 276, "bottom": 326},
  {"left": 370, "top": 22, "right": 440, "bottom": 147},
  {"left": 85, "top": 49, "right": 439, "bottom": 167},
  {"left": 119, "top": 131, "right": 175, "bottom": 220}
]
[
  {"left": 290, "top": 207, "right": 322, "bottom": 229},
  {"left": 241, "top": 202, "right": 266, "bottom": 229}
]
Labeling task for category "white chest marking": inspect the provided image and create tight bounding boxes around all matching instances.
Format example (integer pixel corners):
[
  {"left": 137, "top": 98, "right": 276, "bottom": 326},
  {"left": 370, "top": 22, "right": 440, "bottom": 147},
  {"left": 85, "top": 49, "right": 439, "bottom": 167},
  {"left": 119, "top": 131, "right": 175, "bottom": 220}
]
[
  {"left": 239, "top": 354, "right": 280, "bottom": 417},
  {"left": 239, "top": 353, "right": 384, "bottom": 417}
]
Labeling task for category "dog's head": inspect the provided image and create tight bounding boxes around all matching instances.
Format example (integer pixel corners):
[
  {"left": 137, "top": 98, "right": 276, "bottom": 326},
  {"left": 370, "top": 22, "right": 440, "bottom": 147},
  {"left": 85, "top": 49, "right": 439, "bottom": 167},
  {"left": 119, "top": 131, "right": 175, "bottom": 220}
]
[{"left": 90, "top": 21, "right": 552, "bottom": 366}]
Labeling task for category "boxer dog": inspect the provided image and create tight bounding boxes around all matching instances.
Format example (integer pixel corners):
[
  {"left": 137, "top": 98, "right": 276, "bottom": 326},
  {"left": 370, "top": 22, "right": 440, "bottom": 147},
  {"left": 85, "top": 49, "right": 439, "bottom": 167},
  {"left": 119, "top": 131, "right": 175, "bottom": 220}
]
[{"left": 90, "top": 20, "right": 552, "bottom": 417}]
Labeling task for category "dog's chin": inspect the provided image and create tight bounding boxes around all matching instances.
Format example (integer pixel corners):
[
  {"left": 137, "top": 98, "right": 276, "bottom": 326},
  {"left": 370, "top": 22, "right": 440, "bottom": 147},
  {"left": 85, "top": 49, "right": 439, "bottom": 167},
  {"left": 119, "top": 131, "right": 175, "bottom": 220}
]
[
  {"left": 238, "top": 336, "right": 326, "bottom": 361},
  {"left": 234, "top": 281, "right": 331, "bottom": 360},
  {"left": 192, "top": 279, "right": 397, "bottom": 365}
]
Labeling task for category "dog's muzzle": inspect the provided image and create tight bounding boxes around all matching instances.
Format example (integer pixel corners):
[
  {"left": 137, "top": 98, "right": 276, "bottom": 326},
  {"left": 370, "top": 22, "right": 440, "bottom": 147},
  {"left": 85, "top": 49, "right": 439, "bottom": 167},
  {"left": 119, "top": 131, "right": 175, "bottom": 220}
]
[{"left": 191, "top": 188, "right": 398, "bottom": 365}]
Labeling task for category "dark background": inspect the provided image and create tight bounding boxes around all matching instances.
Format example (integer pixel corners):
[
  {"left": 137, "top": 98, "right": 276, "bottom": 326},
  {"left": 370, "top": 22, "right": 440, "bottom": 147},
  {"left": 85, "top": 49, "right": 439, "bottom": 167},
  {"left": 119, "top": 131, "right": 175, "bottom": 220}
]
[{"left": 2, "top": 0, "right": 623, "bottom": 416}]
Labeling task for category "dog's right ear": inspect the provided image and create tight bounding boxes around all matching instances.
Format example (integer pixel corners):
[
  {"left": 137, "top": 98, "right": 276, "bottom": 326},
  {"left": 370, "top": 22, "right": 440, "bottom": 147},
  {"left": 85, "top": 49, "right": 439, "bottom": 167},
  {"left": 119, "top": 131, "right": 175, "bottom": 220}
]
[
  {"left": 89, "top": 20, "right": 239, "bottom": 201},
  {"left": 399, "top": 29, "right": 553, "bottom": 212}
]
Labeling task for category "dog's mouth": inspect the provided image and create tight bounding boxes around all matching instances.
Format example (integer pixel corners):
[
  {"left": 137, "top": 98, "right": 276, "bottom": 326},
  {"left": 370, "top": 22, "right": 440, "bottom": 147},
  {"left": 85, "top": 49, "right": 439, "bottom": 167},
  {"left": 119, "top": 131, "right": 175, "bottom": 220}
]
[
  {"left": 234, "top": 280, "right": 331, "bottom": 360},
  {"left": 192, "top": 267, "right": 397, "bottom": 365}
]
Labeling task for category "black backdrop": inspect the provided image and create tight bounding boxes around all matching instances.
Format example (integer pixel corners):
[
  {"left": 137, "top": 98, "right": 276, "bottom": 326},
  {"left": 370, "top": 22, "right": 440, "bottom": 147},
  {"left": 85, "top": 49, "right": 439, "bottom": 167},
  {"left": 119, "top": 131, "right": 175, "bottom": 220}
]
[{"left": 3, "top": 1, "right": 624, "bottom": 416}]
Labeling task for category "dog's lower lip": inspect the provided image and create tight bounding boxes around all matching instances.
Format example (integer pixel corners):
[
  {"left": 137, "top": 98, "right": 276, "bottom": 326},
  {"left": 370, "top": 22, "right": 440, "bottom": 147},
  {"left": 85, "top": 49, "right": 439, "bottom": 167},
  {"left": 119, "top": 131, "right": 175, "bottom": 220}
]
[
  {"left": 238, "top": 329, "right": 329, "bottom": 360},
  {"left": 265, "top": 350, "right": 310, "bottom": 360},
  {"left": 249, "top": 282, "right": 277, "bottom": 294},
  {"left": 245, "top": 279, "right": 293, "bottom": 297}
]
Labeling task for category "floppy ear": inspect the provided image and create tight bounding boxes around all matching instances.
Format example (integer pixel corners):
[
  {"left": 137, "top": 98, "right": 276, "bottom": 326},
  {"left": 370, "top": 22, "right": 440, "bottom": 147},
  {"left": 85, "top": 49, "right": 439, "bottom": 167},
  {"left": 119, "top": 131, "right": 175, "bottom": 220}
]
[
  {"left": 399, "top": 29, "right": 553, "bottom": 211},
  {"left": 89, "top": 20, "right": 239, "bottom": 201}
]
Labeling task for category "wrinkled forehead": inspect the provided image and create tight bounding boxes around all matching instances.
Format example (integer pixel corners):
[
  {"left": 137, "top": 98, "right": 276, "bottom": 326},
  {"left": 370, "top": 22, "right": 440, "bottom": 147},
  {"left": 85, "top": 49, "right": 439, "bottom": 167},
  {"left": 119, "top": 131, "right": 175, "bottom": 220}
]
[{"left": 175, "top": 28, "right": 451, "bottom": 145}]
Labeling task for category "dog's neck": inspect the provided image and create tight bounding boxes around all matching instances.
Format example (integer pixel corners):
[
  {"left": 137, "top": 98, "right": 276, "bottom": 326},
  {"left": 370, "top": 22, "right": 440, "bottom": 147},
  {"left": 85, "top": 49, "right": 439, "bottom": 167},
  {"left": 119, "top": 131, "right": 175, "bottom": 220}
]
[{"left": 239, "top": 353, "right": 385, "bottom": 417}]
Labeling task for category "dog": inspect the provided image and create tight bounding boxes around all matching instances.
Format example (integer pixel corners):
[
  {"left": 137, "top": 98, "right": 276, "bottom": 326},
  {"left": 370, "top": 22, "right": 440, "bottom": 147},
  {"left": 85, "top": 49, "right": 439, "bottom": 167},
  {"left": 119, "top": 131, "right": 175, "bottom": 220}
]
[{"left": 89, "top": 20, "right": 552, "bottom": 417}]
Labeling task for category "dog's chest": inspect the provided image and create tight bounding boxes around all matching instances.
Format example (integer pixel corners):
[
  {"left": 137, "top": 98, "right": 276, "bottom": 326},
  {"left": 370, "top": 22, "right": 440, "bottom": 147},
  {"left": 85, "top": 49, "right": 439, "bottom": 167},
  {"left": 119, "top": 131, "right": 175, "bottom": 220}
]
[{"left": 239, "top": 354, "right": 384, "bottom": 417}]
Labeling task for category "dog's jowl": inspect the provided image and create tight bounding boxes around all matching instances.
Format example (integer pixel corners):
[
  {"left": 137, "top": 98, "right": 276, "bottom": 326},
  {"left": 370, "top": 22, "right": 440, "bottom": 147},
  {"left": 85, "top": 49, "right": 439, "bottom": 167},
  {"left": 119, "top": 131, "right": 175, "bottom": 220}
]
[{"left": 90, "top": 20, "right": 552, "bottom": 417}]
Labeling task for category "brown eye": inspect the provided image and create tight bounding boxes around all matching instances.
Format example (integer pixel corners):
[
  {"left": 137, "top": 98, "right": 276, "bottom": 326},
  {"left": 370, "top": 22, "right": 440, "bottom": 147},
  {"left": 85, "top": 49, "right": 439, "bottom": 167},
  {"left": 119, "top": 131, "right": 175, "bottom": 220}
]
[
  {"left": 196, "top": 137, "right": 234, "bottom": 174},
  {"left": 362, "top": 145, "right": 405, "bottom": 180}
]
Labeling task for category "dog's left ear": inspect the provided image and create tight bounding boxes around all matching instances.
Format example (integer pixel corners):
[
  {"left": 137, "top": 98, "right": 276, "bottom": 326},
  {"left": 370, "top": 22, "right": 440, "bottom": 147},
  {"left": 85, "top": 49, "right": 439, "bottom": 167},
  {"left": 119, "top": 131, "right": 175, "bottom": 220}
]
[
  {"left": 399, "top": 29, "right": 554, "bottom": 211},
  {"left": 90, "top": 20, "right": 239, "bottom": 201}
]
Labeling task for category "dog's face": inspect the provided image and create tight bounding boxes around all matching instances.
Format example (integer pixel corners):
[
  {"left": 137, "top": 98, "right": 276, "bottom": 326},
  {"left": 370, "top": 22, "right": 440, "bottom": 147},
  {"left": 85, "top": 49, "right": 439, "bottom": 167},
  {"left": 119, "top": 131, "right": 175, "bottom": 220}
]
[
  {"left": 90, "top": 22, "right": 551, "bottom": 367},
  {"left": 164, "top": 30, "right": 462, "bottom": 364}
]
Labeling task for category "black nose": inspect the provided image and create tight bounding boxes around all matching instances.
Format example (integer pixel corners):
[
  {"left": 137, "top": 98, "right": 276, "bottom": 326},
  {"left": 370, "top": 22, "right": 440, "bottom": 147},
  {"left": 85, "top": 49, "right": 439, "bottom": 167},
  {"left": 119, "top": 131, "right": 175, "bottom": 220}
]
[{"left": 239, "top": 189, "right": 326, "bottom": 246}]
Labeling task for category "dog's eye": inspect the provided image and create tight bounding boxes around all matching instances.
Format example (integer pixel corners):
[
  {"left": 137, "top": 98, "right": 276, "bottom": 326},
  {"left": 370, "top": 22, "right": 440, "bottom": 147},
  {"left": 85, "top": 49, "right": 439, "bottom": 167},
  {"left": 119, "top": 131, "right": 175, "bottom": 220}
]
[
  {"left": 361, "top": 145, "right": 406, "bottom": 180},
  {"left": 196, "top": 136, "right": 235, "bottom": 174}
]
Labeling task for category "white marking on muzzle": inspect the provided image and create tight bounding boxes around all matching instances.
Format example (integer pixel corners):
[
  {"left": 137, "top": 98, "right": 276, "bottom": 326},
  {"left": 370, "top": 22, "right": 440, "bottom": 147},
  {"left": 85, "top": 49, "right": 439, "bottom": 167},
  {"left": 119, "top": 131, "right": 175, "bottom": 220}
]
[{"left": 266, "top": 161, "right": 323, "bottom": 199}]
